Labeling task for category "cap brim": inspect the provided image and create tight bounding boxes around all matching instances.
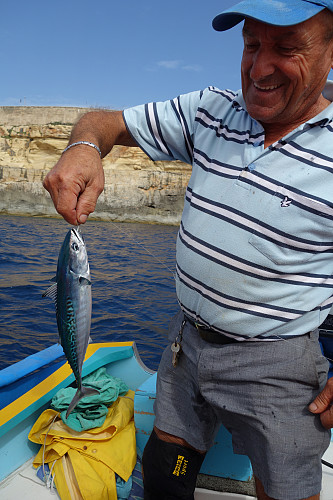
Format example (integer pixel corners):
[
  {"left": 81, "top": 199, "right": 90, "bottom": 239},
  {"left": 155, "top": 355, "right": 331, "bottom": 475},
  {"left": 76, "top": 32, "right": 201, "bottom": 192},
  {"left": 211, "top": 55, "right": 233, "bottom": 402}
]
[{"left": 212, "top": 0, "right": 325, "bottom": 31}]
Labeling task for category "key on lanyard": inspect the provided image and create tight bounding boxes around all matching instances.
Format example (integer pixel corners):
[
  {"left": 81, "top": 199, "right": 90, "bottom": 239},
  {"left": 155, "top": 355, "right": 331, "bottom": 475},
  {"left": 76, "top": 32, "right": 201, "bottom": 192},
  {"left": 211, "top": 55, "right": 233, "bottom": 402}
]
[
  {"left": 171, "top": 341, "right": 181, "bottom": 367},
  {"left": 171, "top": 318, "right": 186, "bottom": 367}
]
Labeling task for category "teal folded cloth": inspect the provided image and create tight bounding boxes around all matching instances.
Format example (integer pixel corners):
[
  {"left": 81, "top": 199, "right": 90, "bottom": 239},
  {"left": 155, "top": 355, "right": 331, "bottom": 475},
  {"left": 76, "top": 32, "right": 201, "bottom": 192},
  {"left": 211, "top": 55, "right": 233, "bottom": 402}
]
[
  {"left": 51, "top": 367, "right": 129, "bottom": 431},
  {"left": 116, "top": 474, "right": 133, "bottom": 499}
]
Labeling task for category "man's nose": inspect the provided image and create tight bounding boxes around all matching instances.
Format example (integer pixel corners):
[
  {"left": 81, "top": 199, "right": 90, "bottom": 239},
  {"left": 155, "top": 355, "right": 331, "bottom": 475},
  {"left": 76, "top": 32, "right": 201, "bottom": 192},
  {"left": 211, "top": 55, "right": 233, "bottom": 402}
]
[{"left": 250, "top": 47, "right": 275, "bottom": 81}]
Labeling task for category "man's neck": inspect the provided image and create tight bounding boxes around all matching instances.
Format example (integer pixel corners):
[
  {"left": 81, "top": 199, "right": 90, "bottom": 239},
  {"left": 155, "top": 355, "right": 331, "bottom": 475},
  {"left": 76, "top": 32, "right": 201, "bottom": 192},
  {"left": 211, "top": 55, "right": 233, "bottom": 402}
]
[
  {"left": 263, "top": 125, "right": 301, "bottom": 148},
  {"left": 263, "top": 97, "right": 332, "bottom": 148}
]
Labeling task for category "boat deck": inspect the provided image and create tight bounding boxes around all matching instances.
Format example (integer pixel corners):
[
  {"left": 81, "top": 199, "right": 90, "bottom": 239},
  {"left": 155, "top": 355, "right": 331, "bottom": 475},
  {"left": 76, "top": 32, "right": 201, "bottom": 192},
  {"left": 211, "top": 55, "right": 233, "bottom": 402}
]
[
  {"left": 0, "top": 458, "right": 256, "bottom": 500},
  {"left": 1, "top": 441, "right": 332, "bottom": 500}
]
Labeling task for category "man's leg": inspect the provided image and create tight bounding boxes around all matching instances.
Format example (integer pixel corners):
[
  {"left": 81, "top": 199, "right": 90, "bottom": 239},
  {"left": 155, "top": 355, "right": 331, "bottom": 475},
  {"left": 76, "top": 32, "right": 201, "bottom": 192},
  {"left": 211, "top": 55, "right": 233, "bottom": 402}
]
[
  {"left": 197, "top": 330, "right": 330, "bottom": 500},
  {"left": 142, "top": 426, "right": 206, "bottom": 499},
  {"left": 254, "top": 476, "right": 320, "bottom": 500},
  {"left": 154, "top": 426, "right": 206, "bottom": 451},
  {"left": 143, "top": 312, "right": 218, "bottom": 498}
]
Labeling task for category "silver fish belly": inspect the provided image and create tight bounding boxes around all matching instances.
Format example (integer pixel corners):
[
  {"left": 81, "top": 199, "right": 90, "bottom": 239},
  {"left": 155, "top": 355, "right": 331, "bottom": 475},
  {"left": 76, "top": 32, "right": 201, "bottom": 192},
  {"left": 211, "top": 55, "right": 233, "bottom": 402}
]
[{"left": 43, "top": 227, "right": 99, "bottom": 417}]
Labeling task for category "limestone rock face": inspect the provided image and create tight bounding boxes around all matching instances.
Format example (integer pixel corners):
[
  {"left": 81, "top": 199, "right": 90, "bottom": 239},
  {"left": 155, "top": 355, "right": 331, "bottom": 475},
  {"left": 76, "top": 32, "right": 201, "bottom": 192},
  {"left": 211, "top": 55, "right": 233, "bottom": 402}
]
[{"left": 0, "top": 107, "right": 192, "bottom": 224}]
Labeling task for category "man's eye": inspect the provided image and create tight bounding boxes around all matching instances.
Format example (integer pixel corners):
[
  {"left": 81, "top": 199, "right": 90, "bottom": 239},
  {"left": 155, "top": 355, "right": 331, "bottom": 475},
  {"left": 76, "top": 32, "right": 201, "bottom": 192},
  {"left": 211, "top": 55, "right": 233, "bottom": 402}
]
[{"left": 279, "top": 46, "right": 295, "bottom": 53}]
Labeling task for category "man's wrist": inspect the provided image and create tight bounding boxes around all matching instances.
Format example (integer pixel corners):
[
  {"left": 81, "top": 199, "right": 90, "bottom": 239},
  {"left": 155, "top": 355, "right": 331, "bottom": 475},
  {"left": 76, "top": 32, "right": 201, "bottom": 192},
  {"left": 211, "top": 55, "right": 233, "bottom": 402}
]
[{"left": 62, "top": 141, "right": 102, "bottom": 157}]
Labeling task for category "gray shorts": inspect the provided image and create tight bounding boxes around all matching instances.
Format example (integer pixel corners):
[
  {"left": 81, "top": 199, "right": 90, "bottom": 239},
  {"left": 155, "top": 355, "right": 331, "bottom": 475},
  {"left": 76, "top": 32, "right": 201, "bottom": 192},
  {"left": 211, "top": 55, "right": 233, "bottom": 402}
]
[{"left": 154, "top": 311, "right": 331, "bottom": 500}]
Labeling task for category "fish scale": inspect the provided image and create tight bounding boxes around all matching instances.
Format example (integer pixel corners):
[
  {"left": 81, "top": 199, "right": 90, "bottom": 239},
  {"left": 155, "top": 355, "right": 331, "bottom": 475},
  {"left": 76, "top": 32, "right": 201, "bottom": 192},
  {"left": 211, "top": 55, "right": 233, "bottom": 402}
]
[{"left": 65, "top": 298, "right": 79, "bottom": 377}]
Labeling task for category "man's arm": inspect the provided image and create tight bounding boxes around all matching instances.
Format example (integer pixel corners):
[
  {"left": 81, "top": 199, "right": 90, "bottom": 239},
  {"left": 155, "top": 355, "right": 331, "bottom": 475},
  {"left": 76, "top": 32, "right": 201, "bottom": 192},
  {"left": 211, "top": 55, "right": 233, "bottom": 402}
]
[{"left": 43, "top": 110, "right": 136, "bottom": 225}]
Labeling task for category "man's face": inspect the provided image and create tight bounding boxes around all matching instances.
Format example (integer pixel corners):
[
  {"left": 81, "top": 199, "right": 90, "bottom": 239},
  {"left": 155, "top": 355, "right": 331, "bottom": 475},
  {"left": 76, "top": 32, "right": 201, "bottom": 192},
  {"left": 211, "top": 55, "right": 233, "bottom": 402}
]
[{"left": 241, "top": 12, "right": 333, "bottom": 129}]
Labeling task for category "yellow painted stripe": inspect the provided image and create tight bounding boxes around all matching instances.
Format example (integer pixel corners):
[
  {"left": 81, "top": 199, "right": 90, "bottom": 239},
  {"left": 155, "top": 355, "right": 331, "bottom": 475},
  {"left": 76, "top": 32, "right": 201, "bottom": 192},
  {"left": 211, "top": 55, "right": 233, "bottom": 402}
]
[{"left": 0, "top": 341, "right": 134, "bottom": 427}]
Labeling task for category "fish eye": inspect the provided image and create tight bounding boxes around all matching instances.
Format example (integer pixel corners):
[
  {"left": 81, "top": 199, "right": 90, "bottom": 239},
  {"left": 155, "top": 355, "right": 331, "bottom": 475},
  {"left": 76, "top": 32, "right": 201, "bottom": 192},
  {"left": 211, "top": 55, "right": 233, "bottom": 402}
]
[{"left": 71, "top": 242, "right": 79, "bottom": 251}]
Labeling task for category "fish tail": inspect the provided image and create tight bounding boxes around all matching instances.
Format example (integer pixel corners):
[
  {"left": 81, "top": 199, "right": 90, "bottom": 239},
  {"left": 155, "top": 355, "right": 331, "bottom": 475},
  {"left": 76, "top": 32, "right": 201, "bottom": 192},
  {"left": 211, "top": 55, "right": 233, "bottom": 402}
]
[{"left": 65, "top": 386, "right": 100, "bottom": 418}]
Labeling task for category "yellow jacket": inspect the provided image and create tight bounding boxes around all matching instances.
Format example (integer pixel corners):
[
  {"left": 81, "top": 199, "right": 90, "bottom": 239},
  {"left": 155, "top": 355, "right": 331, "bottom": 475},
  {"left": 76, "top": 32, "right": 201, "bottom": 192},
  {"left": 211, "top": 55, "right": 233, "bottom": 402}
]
[{"left": 29, "top": 391, "right": 136, "bottom": 500}]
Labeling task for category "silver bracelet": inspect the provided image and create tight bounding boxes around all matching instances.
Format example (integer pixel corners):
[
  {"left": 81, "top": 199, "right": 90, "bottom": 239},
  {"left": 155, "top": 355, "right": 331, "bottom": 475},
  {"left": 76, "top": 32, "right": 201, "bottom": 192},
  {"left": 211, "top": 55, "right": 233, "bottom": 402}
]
[{"left": 62, "top": 141, "right": 102, "bottom": 157}]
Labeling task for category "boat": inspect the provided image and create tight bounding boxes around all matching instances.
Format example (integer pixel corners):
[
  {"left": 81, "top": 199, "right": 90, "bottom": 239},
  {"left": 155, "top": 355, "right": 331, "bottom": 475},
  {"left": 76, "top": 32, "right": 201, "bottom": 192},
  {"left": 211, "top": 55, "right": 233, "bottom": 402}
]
[{"left": 0, "top": 341, "right": 332, "bottom": 499}]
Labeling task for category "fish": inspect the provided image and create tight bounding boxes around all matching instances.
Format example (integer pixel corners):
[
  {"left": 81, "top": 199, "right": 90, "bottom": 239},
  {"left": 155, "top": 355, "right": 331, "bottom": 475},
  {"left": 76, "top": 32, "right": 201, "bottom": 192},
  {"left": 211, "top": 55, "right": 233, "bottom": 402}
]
[{"left": 43, "top": 227, "right": 99, "bottom": 417}]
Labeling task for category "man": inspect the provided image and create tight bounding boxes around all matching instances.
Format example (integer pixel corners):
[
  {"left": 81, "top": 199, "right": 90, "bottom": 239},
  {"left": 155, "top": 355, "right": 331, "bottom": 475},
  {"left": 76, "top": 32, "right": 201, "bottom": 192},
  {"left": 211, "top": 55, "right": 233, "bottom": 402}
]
[{"left": 43, "top": 1, "right": 333, "bottom": 498}]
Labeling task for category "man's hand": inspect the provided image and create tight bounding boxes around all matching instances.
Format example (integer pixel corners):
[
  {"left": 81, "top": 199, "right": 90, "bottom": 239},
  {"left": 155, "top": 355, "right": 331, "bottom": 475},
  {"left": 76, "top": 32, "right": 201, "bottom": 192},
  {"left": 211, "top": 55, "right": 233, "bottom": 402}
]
[
  {"left": 309, "top": 377, "right": 333, "bottom": 429},
  {"left": 43, "top": 110, "right": 135, "bottom": 225},
  {"left": 43, "top": 145, "right": 105, "bottom": 225}
]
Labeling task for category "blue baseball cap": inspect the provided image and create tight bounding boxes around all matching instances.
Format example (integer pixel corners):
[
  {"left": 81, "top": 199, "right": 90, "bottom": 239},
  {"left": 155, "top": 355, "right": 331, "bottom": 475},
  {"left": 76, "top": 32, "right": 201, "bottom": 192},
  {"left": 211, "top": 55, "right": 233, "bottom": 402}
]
[{"left": 213, "top": 0, "right": 333, "bottom": 31}]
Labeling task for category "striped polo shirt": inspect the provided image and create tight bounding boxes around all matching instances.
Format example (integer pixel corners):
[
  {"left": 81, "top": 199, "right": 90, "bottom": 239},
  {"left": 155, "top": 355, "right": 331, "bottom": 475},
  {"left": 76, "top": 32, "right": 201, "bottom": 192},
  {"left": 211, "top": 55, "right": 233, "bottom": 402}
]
[{"left": 123, "top": 83, "right": 333, "bottom": 340}]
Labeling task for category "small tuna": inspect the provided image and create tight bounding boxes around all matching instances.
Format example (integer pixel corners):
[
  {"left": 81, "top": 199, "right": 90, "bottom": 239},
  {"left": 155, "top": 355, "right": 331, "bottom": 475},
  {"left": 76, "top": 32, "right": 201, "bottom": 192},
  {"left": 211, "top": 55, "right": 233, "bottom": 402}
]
[{"left": 43, "top": 227, "right": 99, "bottom": 417}]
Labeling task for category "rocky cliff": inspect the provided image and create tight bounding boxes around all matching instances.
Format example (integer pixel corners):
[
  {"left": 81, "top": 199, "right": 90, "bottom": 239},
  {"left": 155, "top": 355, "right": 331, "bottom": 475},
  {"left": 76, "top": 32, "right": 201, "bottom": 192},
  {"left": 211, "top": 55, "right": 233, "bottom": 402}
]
[{"left": 0, "top": 107, "right": 192, "bottom": 224}]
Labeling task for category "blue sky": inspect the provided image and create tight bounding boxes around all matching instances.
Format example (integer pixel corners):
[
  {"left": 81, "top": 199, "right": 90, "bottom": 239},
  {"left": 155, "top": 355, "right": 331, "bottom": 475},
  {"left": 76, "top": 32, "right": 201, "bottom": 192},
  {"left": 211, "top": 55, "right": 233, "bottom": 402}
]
[
  {"left": 1, "top": 0, "right": 332, "bottom": 110},
  {"left": 0, "top": 0, "right": 244, "bottom": 109}
]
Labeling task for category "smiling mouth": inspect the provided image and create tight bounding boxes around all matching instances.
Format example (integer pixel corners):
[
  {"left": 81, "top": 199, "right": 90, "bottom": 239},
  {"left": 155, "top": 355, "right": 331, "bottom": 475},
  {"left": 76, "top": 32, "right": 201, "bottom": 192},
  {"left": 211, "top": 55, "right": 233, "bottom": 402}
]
[{"left": 253, "top": 82, "right": 280, "bottom": 91}]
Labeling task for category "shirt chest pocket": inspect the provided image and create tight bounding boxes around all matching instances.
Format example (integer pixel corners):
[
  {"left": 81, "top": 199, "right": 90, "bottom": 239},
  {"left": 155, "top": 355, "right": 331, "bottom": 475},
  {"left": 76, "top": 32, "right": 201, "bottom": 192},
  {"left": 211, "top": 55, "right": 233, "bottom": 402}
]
[{"left": 248, "top": 193, "right": 333, "bottom": 268}]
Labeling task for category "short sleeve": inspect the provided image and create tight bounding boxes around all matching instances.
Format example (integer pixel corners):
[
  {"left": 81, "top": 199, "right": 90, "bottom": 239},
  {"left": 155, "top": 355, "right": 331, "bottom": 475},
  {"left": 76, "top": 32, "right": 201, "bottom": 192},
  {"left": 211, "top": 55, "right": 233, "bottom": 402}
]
[{"left": 123, "top": 90, "right": 203, "bottom": 165}]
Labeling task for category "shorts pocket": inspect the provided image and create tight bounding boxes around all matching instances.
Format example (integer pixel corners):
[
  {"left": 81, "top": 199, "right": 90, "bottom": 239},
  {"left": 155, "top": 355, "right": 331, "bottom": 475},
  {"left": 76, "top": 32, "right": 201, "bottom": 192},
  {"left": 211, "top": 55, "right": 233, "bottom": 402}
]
[{"left": 305, "top": 332, "right": 330, "bottom": 391}]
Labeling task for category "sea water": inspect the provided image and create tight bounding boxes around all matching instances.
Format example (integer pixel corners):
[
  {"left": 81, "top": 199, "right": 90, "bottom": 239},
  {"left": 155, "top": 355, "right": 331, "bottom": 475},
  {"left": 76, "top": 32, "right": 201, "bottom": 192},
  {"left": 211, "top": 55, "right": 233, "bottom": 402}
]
[{"left": 0, "top": 214, "right": 179, "bottom": 371}]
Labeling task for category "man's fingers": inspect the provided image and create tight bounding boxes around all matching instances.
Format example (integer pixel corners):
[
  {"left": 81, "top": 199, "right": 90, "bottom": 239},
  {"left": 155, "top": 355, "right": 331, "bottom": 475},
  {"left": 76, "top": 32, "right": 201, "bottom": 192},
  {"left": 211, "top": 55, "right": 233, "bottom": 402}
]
[
  {"left": 319, "top": 405, "right": 333, "bottom": 429},
  {"left": 43, "top": 170, "right": 82, "bottom": 225},
  {"left": 76, "top": 189, "right": 99, "bottom": 225},
  {"left": 55, "top": 188, "right": 81, "bottom": 225},
  {"left": 75, "top": 168, "right": 105, "bottom": 225},
  {"left": 309, "top": 378, "right": 333, "bottom": 429},
  {"left": 42, "top": 150, "right": 104, "bottom": 225},
  {"left": 42, "top": 174, "right": 58, "bottom": 208},
  {"left": 309, "top": 378, "right": 333, "bottom": 412}
]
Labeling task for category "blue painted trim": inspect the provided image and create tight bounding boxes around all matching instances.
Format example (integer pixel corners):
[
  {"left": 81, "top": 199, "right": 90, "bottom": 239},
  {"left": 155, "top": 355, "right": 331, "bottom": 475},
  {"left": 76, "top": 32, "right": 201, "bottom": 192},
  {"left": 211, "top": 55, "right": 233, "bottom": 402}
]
[
  {"left": 0, "top": 358, "right": 66, "bottom": 410},
  {"left": 0, "top": 344, "right": 65, "bottom": 388},
  {"left": 0, "top": 345, "right": 135, "bottom": 438}
]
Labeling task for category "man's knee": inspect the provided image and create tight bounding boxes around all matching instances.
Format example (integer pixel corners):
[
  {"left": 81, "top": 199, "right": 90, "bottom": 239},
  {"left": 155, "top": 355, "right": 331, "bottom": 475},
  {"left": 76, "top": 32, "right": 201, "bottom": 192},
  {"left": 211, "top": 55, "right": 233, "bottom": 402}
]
[{"left": 142, "top": 428, "right": 206, "bottom": 499}]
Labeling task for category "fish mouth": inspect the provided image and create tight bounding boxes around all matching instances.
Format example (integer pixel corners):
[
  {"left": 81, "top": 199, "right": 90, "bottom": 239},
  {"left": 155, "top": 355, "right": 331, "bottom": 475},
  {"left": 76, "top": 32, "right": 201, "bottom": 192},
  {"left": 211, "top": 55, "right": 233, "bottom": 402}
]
[{"left": 71, "top": 227, "right": 84, "bottom": 244}]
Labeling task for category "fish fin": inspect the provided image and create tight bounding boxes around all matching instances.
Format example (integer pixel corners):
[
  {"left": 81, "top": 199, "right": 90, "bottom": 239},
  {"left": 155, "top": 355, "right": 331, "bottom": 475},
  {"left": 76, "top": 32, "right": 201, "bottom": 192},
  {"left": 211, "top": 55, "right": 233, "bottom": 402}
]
[
  {"left": 79, "top": 276, "right": 91, "bottom": 286},
  {"left": 42, "top": 283, "right": 57, "bottom": 300},
  {"left": 66, "top": 386, "right": 100, "bottom": 418}
]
